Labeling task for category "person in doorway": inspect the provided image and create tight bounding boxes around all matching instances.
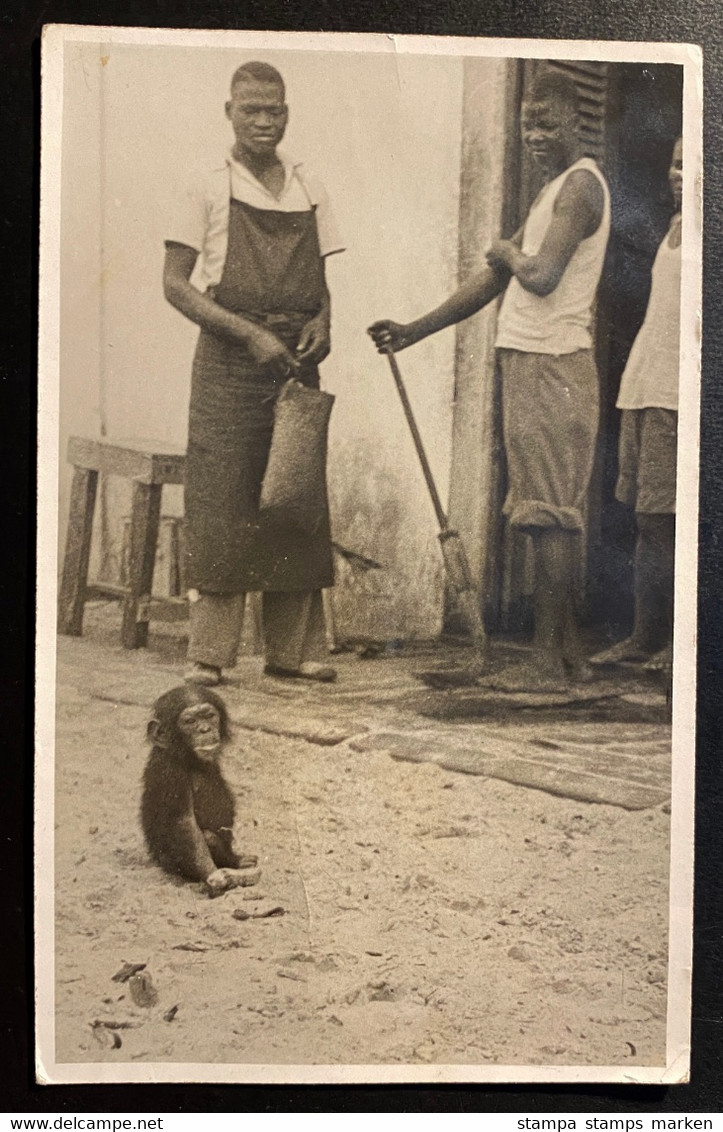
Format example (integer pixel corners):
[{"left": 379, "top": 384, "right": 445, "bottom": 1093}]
[
  {"left": 163, "top": 61, "right": 344, "bottom": 687},
  {"left": 590, "top": 136, "right": 682, "bottom": 676},
  {"left": 369, "top": 70, "right": 610, "bottom": 690}
]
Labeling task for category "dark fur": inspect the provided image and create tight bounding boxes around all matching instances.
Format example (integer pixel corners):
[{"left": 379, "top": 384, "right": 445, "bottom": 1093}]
[{"left": 141, "top": 685, "right": 240, "bottom": 881}]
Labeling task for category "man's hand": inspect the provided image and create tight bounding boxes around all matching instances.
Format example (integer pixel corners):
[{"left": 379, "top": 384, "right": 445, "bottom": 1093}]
[
  {"left": 486, "top": 239, "right": 516, "bottom": 271},
  {"left": 368, "top": 260, "right": 510, "bottom": 352},
  {"left": 296, "top": 311, "right": 331, "bottom": 364},
  {"left": 492, "top": 172, "right": 605, "bottom": 297},
  {"left": 247, "top": 326, "right": 300, "bottom": 380},
  {"left": 367, "top": 320, "right": 415, "bottom": 354}
]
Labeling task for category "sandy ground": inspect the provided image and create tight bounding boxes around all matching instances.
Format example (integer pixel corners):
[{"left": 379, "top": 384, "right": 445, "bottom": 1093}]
[{"left": 50, "top": 614, "right": 670, "bottom": 1072}]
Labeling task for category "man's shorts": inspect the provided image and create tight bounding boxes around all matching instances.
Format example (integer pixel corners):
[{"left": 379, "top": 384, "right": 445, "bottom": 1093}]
[
  {"left": 498, "top": 348, "right": 600, "bottom": 532},
  {"left": 616, "top": 407, "right": 678, "bottom": 514}
]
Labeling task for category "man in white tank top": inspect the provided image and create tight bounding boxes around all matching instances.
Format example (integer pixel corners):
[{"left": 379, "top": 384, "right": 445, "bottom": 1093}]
[{"left": 369, "top": 71, "right": 610, "bottom": 690}]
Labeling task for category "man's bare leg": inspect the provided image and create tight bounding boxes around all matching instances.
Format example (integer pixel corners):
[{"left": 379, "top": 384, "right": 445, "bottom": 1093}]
[
  {"left": 562, "top": 602, "right": 595, "bottom": 681},
  {"left": 591, "top": 513, "right": 675, "bottom": 666},
  {"left": 481, "top": 528, "right": 582, "bottom": 692},
  {"left": 531, "top": 528, "right": 574, "bottom": 682}
]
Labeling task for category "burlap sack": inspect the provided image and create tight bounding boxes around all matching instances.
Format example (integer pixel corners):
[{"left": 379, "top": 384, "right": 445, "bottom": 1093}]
[{"left": 259, "top": 379, "right": 335, "bottom": 535}]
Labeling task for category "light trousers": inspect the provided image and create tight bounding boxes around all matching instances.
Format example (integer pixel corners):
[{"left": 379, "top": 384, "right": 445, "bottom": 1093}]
[{"left": 188, "top": 589, "right": 327, "bottom": 671}]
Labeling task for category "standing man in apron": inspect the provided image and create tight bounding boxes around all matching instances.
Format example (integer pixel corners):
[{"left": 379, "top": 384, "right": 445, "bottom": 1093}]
[{"left": 163, "top": 61, "right": 344, "bottom": 686}]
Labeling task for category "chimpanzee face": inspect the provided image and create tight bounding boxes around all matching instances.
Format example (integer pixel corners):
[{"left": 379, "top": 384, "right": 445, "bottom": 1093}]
[
  {"left": 177, "top": 702, "right": 222, "bottom": 762},
  {"left": 147, "top": 686, "right": 230, "bottom": 760}
]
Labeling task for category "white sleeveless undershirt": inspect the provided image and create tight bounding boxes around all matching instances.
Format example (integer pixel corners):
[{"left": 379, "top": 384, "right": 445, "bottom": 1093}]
[
  {"left": 616, "top": 225, "right": 681, "bottom": 412},
  {"left": 495, "top": 157, "right": 611, "bottom": 356}
]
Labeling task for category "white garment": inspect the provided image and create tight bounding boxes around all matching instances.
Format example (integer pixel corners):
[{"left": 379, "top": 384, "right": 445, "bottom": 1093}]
[
  {"left": 616, "top": 223, "right": 681, "bottom": 411},
  {"left": 496, "top": 157, "right": 611, "bottom": 356},
  {"left": 167, "top": 151, "right": 345, "bottom": 293}
]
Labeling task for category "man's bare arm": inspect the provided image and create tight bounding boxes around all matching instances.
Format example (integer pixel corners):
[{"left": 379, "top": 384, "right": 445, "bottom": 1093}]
[
  {"left": 163, "top": 242, "right": 299, "bottom": 378},
  {"left": 368, "top": 262, "right": 509, "bottom": 354},
  {"left": 486, "top": 171, "right": 604, "bottom": 298},
  {"left": 296, "top": 262, "right": 331, "bottom": 364}
]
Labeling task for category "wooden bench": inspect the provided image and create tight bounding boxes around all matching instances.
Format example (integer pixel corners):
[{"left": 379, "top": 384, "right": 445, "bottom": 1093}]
[{"left": 58, "top": 437, "right": 186, "bottom": 649}]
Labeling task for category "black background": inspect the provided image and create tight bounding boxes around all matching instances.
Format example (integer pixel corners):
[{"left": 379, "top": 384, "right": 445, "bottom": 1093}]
[{"left": 2, "top": 0, "right": 721, "bottom": 1114}]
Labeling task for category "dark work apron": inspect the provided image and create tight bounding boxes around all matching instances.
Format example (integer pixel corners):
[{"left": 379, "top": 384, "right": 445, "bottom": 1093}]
[{"left": 185, "top": 194, "right": 334, "bottom": 594}]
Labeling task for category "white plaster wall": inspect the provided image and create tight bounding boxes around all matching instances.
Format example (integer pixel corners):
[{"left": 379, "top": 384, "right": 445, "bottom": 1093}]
[
  {"left": 58, "top": 42, "right": 465, "bottom": 638},
  {"left": 59, "top": 45, "right": 104, "bottom": 493},
  {"left": 448, "top": 57, "right": 520, "bottom": 606}
]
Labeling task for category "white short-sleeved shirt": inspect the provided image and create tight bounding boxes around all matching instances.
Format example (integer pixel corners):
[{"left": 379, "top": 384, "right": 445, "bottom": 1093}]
[{"left": 167, "top": 151, "right": 345, "bottom": 293}]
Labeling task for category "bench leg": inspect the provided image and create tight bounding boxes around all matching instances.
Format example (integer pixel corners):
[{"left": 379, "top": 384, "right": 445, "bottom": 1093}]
[
  {"left": 57, "top": 467, "right": 99, "bottom": 636},
  {"left": 168, "top": 517, "right": 183, "bottom": 597},
  {"left": 121, "top": 482, "right": 162, "bottom": 649}
]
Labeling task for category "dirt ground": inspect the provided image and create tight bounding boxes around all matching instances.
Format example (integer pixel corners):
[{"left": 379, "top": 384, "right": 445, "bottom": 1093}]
[{"left": 51, "top": 609, "right": 671, "bottom": 1072}]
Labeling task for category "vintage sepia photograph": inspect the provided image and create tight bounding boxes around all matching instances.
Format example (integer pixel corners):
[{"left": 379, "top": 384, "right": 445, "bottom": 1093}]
[{"left": 36, "top": 27, "right": 702, "bottom": 1085}]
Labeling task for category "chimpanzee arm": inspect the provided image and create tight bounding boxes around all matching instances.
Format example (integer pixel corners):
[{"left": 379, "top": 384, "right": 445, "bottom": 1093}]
[
  {"left": 142, "top": 751, "right": 217, "bottom": 882},
  {"left": 203, "top": 829, "right": 241, "bottom": 869},
  {"left": 172, "top": 813, "right": 219, "bottom": 881}
]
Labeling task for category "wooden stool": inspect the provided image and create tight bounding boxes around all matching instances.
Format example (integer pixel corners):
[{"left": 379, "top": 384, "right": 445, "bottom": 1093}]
[{"left": 58, "top": 437, "right": 186, "bottom": 649}]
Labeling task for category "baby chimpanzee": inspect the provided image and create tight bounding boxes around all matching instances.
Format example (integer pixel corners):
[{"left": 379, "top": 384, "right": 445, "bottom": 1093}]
[{"left": 141, "top": 685, "right": 259, "bottom": 895}]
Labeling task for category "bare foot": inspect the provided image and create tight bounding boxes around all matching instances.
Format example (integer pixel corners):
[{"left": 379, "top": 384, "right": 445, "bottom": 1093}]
[
  {"left": 588, "top": 638, "right": 652, "bottom": 666},
  {"left": 564, "top": 658, "right": 596, "bottom": 684},
  {"left": 642, "top": 644, "right": 672, "bottom": 673}
]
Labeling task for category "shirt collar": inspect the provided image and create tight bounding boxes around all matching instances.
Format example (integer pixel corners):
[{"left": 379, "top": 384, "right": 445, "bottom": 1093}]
[{"left": 225, "top": 149, "right": 303, "bottom": 198}]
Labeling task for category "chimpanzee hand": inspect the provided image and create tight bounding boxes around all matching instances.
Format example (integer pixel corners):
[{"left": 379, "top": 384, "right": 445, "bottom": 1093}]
[
  {"left": 367, "top": 319, "right": 414, "bottom": 354},
  {"left": 247, "top": 326, "right": 300, "bottom": 380},
  {"left": 205, "top": 866, "right": 262, "bottom": 897},
  {"left": 296, "top": 312, "right": 331, "bottom": 364}
]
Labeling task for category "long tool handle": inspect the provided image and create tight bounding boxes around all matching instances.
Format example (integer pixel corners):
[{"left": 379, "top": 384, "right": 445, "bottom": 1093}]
[
  {"left": 385, "top": 348, "right": 448, "bottom": 530},
  {"left": 384, "top": 348, "right": 487, "bottom": 660}
]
